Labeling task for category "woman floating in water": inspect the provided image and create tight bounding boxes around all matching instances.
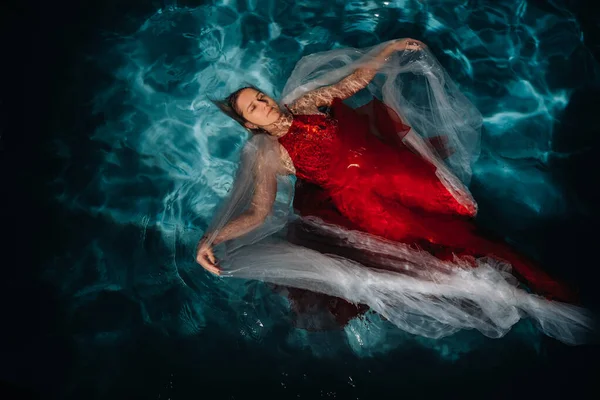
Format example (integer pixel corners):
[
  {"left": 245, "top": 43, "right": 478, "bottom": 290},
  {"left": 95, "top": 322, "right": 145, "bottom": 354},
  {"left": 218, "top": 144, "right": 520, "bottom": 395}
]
[{"left": 195, "top": 39, "right": 594, "bottom": 344}]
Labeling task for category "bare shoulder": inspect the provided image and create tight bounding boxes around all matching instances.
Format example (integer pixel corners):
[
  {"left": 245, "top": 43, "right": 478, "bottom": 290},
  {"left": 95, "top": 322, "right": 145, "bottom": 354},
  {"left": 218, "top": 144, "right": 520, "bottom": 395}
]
[{"left": 249, "top": 137, "right": 293, "bottom": 176}]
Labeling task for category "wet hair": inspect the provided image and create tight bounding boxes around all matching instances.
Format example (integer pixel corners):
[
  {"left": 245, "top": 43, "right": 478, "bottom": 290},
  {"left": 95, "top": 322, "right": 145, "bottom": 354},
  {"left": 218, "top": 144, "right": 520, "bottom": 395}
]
[{"left": 211, "top": 84, "right": 267, "bottom": 134}]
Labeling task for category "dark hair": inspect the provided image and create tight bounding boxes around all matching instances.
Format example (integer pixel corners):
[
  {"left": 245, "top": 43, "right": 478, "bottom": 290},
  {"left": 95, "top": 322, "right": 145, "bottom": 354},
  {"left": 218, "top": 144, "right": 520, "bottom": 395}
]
[{"left": 211, "top": 84, "right": 266, "bottom": 135}]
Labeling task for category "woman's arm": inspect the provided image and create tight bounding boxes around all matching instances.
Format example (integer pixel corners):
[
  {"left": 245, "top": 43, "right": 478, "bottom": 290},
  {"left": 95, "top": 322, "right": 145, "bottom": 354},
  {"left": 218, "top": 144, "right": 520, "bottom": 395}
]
[
  {"left": 294, "top": 39, "right": 424, "bottom": 109},
  {"left": 211, "top": 166, "right": 277, "bottom": 246},
  {"left": 196, "top": 153, "right": 278, "bottom": 274}
]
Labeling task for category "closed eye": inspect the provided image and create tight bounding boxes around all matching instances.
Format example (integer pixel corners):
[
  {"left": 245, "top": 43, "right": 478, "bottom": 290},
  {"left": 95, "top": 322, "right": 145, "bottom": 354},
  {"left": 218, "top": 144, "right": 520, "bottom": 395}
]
[
  {"left": 249, "top": 93, "right": 267, "bottom": 113},
  {"left": 246, "top": 91, "right": 263, "bottom": 114}
]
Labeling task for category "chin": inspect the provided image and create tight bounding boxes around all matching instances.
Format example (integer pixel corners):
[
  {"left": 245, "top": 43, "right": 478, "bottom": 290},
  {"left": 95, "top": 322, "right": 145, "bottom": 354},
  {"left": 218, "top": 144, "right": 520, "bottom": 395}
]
[{"left": 269, "top": 110, "right": 280, "bottom": 121}]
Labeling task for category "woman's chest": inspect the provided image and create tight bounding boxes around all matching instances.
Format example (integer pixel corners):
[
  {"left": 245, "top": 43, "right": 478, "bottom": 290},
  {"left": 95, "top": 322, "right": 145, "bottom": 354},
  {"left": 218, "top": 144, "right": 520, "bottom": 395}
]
[{"left": 281, "top": 119, "right": 338, "bottom": 160}]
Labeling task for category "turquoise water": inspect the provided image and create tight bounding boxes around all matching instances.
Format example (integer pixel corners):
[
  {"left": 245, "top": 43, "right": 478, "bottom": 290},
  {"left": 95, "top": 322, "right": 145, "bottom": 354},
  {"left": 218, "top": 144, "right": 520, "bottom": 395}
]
[{"left": 6, "top": 0, "right": 600, "bottom": 398}]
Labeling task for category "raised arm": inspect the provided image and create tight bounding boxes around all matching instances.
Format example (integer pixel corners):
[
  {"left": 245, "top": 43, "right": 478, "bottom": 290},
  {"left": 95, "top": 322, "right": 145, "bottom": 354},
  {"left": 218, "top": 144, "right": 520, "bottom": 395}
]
[
  {"left": 293, "top": 39, "right": 424, "bottom": 109},
  {"left": 195, "top": 152, "right": 279, "bottom": 275}
]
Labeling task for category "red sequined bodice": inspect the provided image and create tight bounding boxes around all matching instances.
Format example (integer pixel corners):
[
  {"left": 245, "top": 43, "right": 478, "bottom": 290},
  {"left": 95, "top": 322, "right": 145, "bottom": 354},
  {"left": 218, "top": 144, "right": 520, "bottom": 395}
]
[{"left": 278, "top": 113, "right": 340, "bottom": 187}]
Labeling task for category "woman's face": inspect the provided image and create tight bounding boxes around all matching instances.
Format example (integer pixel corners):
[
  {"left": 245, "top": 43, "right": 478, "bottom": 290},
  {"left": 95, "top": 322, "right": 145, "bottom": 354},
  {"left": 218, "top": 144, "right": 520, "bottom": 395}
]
[{"left": 235, "top": 88, "right": 281, "bottom": 128}]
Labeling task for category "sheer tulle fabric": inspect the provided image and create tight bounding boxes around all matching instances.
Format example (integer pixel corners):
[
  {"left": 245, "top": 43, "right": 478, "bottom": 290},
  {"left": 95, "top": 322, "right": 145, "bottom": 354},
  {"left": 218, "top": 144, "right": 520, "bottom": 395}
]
[
  {"left": 226, "top": 218, "right": 593, "bottom": 344},
  {"left": 204, "top": 41, "right": 594, "bottom": 344},
  {"left": 280, "top": 42, "right": 482, "bottom": 189}
]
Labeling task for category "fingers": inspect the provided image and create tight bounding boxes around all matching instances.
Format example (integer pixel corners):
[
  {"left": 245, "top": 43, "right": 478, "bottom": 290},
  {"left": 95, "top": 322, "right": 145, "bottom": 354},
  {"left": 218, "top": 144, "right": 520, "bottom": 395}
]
[
  {"left": 393, "top": 40, "right": 422, "bottom": 53},
  {"left": 404, "top": 39, "right": 426, "bottom": 50},
  {"left": 195, "top": 245, "right": 221, "bottom": 276},
  {"left": 198, "top": 254, "right": 221, "bottom": 276},
  {"left": 207, "top": 247, "right": 216, "bottom": 265},
  {"left": 205, "top": 249, "right": 221, "bottom": 275},
  {"left": 205, "top": 262, "right": 221, "bottom": 276},
  {"left": 205, "top": 265, "right": 221, "bottom": 276}
]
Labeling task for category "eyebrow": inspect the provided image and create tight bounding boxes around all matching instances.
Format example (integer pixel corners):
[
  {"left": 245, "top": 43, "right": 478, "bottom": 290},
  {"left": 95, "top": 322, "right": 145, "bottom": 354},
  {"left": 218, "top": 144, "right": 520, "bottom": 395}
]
[{"left": 246, "top": 92, "right": 261, "bottom": 113}]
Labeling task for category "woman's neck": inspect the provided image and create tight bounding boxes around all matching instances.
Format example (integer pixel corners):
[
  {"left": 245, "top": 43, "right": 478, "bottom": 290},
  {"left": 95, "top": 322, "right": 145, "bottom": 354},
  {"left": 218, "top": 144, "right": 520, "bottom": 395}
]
[{"left": 262, "top": 111, "right": 293, "bottom": 138}]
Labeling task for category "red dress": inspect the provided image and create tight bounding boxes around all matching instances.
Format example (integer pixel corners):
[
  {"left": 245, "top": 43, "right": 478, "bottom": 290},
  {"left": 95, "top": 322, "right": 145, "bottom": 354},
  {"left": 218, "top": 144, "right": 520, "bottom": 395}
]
[{"left": 277, "top": 97, "right": 575, "bottom": 330}]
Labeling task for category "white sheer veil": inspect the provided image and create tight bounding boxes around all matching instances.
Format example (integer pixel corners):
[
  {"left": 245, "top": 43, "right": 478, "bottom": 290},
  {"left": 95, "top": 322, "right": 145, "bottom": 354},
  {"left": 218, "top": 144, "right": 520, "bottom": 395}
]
[{"left": 202, "top": 41, "right": 595, "bottom": 345}]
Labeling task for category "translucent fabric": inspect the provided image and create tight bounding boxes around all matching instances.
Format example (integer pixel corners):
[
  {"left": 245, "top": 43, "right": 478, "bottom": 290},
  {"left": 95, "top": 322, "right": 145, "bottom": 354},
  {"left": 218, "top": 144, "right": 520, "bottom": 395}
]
[
  {"left": 280, "top": 42, "right": 482, "bottom": 198},
  {"left": 203, "top": 41, "right": 594, "bottom": 345}
]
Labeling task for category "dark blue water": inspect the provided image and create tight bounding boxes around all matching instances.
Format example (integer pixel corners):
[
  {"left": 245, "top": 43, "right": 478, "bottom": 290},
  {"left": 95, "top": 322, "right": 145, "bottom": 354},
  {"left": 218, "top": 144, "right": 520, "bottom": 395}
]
[{"left": 3, "top": 0, "right": 600, "bottom": 398}]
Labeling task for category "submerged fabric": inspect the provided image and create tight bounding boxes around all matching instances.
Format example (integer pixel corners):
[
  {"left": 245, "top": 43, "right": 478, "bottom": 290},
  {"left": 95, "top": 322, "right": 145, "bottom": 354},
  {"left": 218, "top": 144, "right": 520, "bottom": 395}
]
[{"left": 204, "top": 41, "right": 594, "bottom": 345}]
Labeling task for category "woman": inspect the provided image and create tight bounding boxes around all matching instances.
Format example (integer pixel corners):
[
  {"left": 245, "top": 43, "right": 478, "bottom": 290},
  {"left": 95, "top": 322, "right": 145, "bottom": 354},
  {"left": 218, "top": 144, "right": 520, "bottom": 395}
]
[{"left": 195, "top": 39, "right": 592, "bottom": 342}]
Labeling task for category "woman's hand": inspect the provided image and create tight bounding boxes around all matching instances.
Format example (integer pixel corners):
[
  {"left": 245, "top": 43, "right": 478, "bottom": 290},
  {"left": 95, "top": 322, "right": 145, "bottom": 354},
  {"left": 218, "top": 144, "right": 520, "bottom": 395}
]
[
  {"left": 195, "top": 235, "right": 221, "bottom": 276},
  {"left": 391, "top": 38, "right": 426, "bottom": 52}
]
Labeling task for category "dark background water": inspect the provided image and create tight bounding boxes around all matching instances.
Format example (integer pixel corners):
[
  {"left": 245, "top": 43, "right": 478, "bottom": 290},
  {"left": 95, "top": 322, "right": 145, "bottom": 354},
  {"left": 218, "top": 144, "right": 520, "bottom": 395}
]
[{"left": 2, "top": 0, "right": 600, "bottom": 399}]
